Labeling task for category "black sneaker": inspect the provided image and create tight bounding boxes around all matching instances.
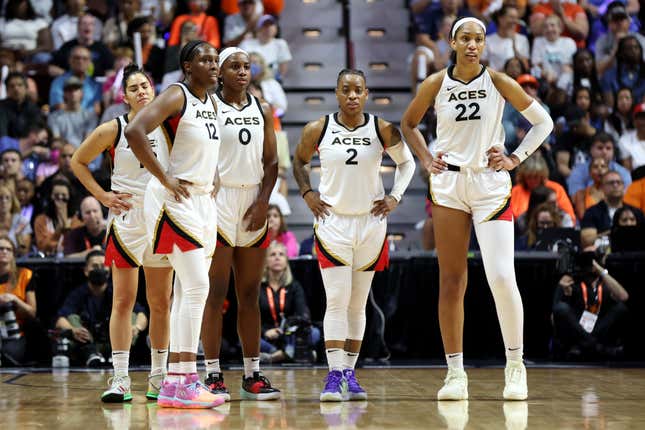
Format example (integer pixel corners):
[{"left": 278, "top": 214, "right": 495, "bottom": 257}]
[
  {"left": 240, "top": 371, "right": 281, "bottom": 400},
  {"left": 205, "top": 372, "right": 231, "bottom": 402}
]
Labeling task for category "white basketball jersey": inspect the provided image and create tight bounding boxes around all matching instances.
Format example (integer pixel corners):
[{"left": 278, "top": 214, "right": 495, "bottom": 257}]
[
  {"left": 317, "top": 113, "right": 385, "bottom": 215},
  {"left": 164, "top": 82, "right": 220, "bottom": 187},
  {"left": 215, "top": 91, "right": 264, "bottom": 187},
  {"left": 109, "top": 114, "right": 170, "bottom": 196},
  {"left": 434, "top": 66, "right": 505, "bottom": 168}
]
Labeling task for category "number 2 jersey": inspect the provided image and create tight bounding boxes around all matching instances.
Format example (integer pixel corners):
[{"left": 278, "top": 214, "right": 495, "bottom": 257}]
[
  {"left": 214, "top": 90, "right": 265, "bottom": 187},
  {"left": 434, "top": 65, "right": 505, "bottom": 169},
  {"left": 317, "top": 113, "right": 385, "bottom": 215},
  {"left": 109, "top": 114, "right": 170, "bottom": 197}
]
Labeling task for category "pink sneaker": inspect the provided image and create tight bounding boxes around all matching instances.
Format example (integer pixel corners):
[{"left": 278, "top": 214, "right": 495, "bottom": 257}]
[
  {"left": 157, "top": 377, "right": 179, "bottom": 408},
  {"left": 174, "top": 374, "right": 226, "bottom": 409}
]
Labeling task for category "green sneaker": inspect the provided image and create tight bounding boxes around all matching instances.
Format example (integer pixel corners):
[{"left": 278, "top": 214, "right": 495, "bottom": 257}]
[
  {"left": 101, "top": 375, "right": 133, "bottom": 403},
  {"left": 146, "top": 372, "right": 165, "bottom": 400}
]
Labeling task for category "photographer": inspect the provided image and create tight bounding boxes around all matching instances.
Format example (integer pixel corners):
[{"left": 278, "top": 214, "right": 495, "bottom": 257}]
[
  {"left": 55, "top": 250, "right": 147, "bottom": 367},
  {"left": 259, "top": 242, "right": 320, "bottom": 363},
  {"left": 552, "top": 252, "right": 629, "bottom": 359}
]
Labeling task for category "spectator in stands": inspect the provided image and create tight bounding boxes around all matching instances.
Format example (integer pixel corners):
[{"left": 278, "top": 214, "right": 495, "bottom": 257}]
[
  {"left": 0, "top": 123, "right": 51, "bottom": 184},
  {"left": 567, "top": 132, "right": 631, "bottom": 196},
  {"left": 529, "top": 0, "right": 589, "bottom": 48},
  {"left": 224, "top": 0, "right": 262, "bottom": 47},
  {"left": 1, "top": 148, "right": 24, "bottom": 188},
  {"left": 0, "top": 185, "right": 31, "bottom": 255},
  {"left": 259, "top": 241, "right": 320, "bottom": 363},
  {"left": 249, "top": 52, "right": 287, "bottom": 118},
  {"left": 221, "top": 0, "right": 283, "bottom": 16},
  {"left": 102, "top": 0, "right": 143, "bottom": 48},
  {"left": 516, "top": 185, "right": 574, "bottom": 235},
  {"left": 481, "top": 5, "right": 529, "bottom": 72},
  {"left": 601, "top": 35, "right": 645, "bottom": 108},
  {"left": 610, "top": 205, "right": 645, "bottom": 252},
  {"left": 0, "top": 72, "right": 43, "bottom": 139},
  {"left": 163, "top": 19, "right": 198, "bottom": 76},
  {"left": 15, "top": 178, "right": 34, "bottom": 226},
  {"left": 503, "top": 56, "right": 528, "bottom": 81},
  {"left": 35, "top": 138, "right": 65, "bottom": 187},
  {"left": 503, "top": 74, "right": 550, "bottom": 155},
  {"left": 167, "top": 0, "right": 220, "bottom": 49},
  {"left": 411, "top": 14, "right": 455, "bottom": 93},
  {"left": 51, "top": 14, "right": 115, "bottom": 77},
  {"left": 47, "top": 77, "right": 99, "bottom": 151},
  {"left": 531, "top": 15, "right": 577, "bottom": 92},
  {"left": 127, "top": 16, "right": 165, "bottom": 84},
  {"left": 552, "top": 254, "right": 629, "bottom": 359},
  {"left": 36, "top": 142, "right": 85, "bottom": 213},
  {"left": 569, "top": 49, "right": 603, "bottom": 100},
  {"left": 49, "top": 46, "right": 102, "bottom": 114},
  {"left": 267, "top": 204, "right": 298, "bottom": 257},
  {"left": 51, "top": 0, "right": 102, "bottom": 50},
  {"left": 573, "top": 157, "right": 608, "bottom": 220},
  {"left": 606, "top": 87, "right": 634, "bottom": 142},
  {"left": 240, "top": 15, "right": 292, "bottom": 79},
  {"left": 34, "top": 179, "right": 76, "bottom": 256},
  {"left": 511, "top": 153, "right": 576, "bottom": 223},
  {"left": 0, "top": 47, "right": 38, "bottom": 102},
  {"left": 580, "top": 170, "right": 645, "bottom": 248},
  {"left": 0, "top": 235, "right": 36, "bottom": 365},
  {"left": 617, "top": 103, "right": 645, "bottom": 174},
  {"left": 516, "top": 202, "right": 563, "bottom": 250},
  {"left": 0, "top": 0, "right": 51, "bottom": 62},
  {"left": 595, "top": 1, "right": 645, "bottom": 77},
  {"left": 100, "top": 46, "right": 134, "bottom": 122},
  {"left": 624, "top": 175, "right": 645, "bottom": 213},
  {"left": 140, "top": 0, "right": 176, "bottom": 28},
  {"left": 55, "top": 250, "right": 147, "bottom": 367},
  {"left": 554, "top": 106, "right": 598, "bottom": 181},
  {"left": 63, "top": 195, "right": 106, "bottom": 258},
  {"left": 573, "top": 86, "right": 603, "bottom": 132}
]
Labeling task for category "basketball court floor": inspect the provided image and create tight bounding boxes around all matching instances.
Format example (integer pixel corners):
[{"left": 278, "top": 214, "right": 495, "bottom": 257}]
[{"left": 2, "top": 366, "right": 645, "bottom": 429}]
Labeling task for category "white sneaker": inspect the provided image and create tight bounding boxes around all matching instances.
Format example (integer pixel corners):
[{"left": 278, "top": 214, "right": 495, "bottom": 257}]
[
  {"left": 503, "top": 360, "right": 528, "bottom": 400},
  {"left": 437, "top": 368, "right": 468, "bottom": 400},
  {"left": 437, "top": 400, "right": 469, "bottom": 430}
]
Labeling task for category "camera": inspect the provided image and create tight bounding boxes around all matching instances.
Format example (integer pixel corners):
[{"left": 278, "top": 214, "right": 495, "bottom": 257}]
[{"left": 0, "top": 301, "right": 21, "bottom": 340}]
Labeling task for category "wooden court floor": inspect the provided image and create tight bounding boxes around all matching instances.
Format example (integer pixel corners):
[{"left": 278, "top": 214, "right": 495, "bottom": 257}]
[{"left": 2, "top": 367, "right": 645, "bottom": 429}]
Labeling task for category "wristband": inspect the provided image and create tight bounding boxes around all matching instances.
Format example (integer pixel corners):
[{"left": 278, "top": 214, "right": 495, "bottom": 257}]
[{"left": 302, "top": 189, "right": 314, "bottom": 198}]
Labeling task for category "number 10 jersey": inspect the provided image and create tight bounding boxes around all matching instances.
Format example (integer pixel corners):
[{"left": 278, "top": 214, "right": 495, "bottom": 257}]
[
  {"left": 434, "top": 65, "right": 506, "bottom": 169},
  {"left": 317, "top": 113, "right": 385, "bottom": 216}
]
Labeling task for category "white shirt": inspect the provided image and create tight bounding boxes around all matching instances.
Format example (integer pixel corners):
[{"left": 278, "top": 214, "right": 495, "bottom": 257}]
[
  {"left": 531, "top": 36, "right": 577, "bottom": 78},
  {"left": 482, "top": 32, "right": 529, "bottom": 71},
  {"left": 259, "top": 78, "right": 287, "bottom": 115},
  {"left": 0, "top": 17, "right": 48, "bottom": 50},
  {"left": 50, "top": 15, "right": 103, "bottom": 50},
  {"left": 618, "top": 130, "right": 645, "bottom": 170},
  {"left": 239, "top": 38, "right": 292, "bottom": 77}
]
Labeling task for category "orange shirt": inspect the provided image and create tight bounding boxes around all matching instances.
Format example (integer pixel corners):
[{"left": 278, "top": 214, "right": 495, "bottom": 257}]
[
  {"left": 511, "top": 179, "right": 576, "bottom": 222},
  {"left": 221, "top": 0, "right": 284, "bottom": 15},
  {"left": 531, "top": 3, "right": 587, "bottom": 47},
  {"left": 624, "top": 177, "right": 645, "bottom": 213},
  {"left": 168, "top": 13, "right": 220, "bottom": 48},
  {"left": 0, "top": 268, "right": 34, "bottom": 330}
]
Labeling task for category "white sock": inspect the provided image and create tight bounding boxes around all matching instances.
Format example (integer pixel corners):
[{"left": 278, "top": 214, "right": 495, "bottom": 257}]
[
  {"left": 180, "top": 361, "right": 197, "bottom": 375},
  {"left": 326, "top": 348, "right": 344, "bottom": 372},
  {"left": 344, "top": 351, "right": 359, "bottom": 370},
  {"left": 167, "top": 362, "right": 181, "bottom": 383},
  {"left": 243, "top": 357, "right": 260, "bottom": 378},
  {"left": 446, "top": 352, "right": 464, "bottom": 371},
  {"left": 506, "top": 347, "right": 524, "bottom": 363},
  {"left": 112, "top": 350, "right": 129, "bottom": 377},
  {"left": 151, "top": 349, "right": 168, "bottom": 375},
  {"left": 205, "top": 358, "right": 221, "bottom": 375}
]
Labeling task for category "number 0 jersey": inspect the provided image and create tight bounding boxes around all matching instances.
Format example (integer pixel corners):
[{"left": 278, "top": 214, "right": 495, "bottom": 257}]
[
  {"left": 434, "top": 65, "right": 505, "bottom": 169},
  {"left": 215, "top": 91, "right": 265, "bottom": 187},
  {"left": 163, "top": 82, "right": 220, "bottom": 188},
  {"left": 109, "top": 114, "right": 170, "bottom": 197},
  {"left": 317, "top": 113, "right": 385, "bottom": 215}
]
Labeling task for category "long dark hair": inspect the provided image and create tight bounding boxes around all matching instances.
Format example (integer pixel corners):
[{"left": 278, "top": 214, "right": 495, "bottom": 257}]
[
  {"left": 0, "top": 235, "right": 19, "bottom": 289},
  {"left": 5, "top": 0, "right": 36, "bottom": 20},
  {"left": 608, "top": 87, "right": 634, "bottom": 135},
  {"left": 616, "top": 36, "right": 645, "bottom": 84},
  {"left": 45, "top": 179, "right": 75, "bottom": 227},
  {"left": 572, "top": 49, "right": 602, "bottom": 99}
]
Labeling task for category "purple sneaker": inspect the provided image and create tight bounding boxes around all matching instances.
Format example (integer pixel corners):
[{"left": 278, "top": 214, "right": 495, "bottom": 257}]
[
  {"left": 320, "top": 370, "right": 348, "bottom": 402},
  {"left": 157, "top": 377, "right": 178, "bottom": 408},
  {"left": 343, "top": 369, "right": 367, "bottom": 400}
]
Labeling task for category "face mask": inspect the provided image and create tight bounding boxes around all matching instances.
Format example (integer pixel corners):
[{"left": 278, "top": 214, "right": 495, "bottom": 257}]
[
  {"left": 88, "top": 268, "right": 108, "bottom": 285},
  {"left": 250, "top": 63, "right": 262, "bottom": 79},
  {"left": 50, "top": 149, "right": 60, "bottom": 164}
]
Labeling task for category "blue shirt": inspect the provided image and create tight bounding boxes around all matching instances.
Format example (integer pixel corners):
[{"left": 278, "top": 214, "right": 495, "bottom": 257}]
[
  {"left": 57, "top": 284, "right": 145, "bottom": 327},
  {"left": 567, "top": 160, "right": 632, "bottom": 196},
  {"left": 48, "top": 72, "right": 102, "bottom": 111},
  {"left": 601, "top": 65, "right": 645, "bottom": 104}
]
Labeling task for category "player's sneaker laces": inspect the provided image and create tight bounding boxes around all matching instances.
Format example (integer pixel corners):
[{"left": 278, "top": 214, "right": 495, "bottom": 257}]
[
  {"left": 437, "top": 368, "right": 468, "bottom": 400},
  {"left": 342, "top": 369, "right": 367, "bottom": 400},
  {"left": 240, "top": 371, "right": 281, "bottom": 400},
  {"left": 503, "top": 360, "right": 528, "bottom": 400},
  {"left": 146, "top": 372, "right": 165, "bottom": 400},
  {"left": 174, "top": 373, "right": 226, "bottom": 409},
  {"left": 205, "top": 372, "right": 231, "bottom": 402},
  {"left": 157, "top": 378, "right": 178, "bottom": 408},
  {"left": 101, "top": 375, "right": 132, "bottom": 403},
  {"left": 320, "top": 370, "right": 348, "bottom": 402}
]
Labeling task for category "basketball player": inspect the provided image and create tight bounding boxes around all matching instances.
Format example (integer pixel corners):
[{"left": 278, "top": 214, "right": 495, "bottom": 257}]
[
  {"left": 401, "top": 17, "right": 553, "bottom": 400},
  {"left": 293, "top": 69, "right": 415, "bottom": 401},
  {"left": 71, "top": 64, "right": 173, "bottom": 403},
  {"left": 125, "top": 41, "right": 224, "bottom": 409},
  {"left": 200, "top": 47, "right": 281, "bottom": 400}
]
